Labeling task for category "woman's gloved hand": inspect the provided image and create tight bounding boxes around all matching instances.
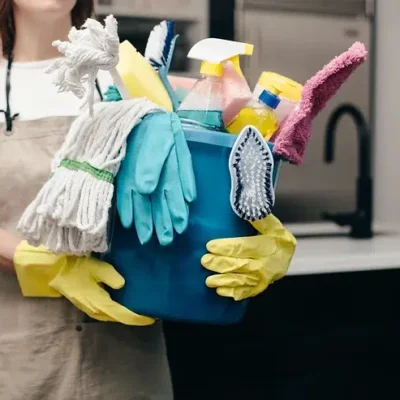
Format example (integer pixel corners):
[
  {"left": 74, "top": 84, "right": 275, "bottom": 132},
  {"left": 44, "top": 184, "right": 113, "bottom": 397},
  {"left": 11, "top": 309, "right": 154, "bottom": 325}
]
[
  {"left": 201, "top": 214, "right": 296, "bottom": 301},
  {"left": 14, "top": 241, "right": 155, "bottom": 326},
  {"left": 14, "top": 241, "right": 64, "bottom": 297},
  {"left": 49, "top": 256, "right": 155, "bottom": 326},
  {"left": 117, "top": 112, "right": 196, "bottom": 246}
]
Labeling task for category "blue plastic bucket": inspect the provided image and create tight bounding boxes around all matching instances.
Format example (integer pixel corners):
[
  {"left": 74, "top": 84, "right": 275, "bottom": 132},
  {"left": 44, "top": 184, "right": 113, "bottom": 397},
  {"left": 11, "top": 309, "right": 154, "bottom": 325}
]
[{"left": 103, "top": 128, "right": 281, "bottom": 325}]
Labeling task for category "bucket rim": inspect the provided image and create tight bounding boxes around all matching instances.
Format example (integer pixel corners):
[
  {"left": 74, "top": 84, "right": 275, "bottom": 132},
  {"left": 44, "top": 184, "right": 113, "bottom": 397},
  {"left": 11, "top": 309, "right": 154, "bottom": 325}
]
[{"left": 184, "top": 127, "right": 275, "bottom": 154}]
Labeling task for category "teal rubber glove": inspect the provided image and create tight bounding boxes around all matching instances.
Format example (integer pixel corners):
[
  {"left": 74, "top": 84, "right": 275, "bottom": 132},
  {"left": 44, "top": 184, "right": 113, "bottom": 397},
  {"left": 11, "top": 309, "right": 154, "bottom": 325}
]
[
  {"left": 103, "top": 85, "right": 122, "bottom": 102},
  {"left": 116, "top": 112, "right": 196, "bottom": 246}
]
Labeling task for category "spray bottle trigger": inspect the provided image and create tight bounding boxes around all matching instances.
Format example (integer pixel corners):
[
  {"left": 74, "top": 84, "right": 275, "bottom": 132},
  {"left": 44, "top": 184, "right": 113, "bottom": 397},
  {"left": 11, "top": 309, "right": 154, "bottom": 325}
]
[{"left": 228, "top": 55, "right": 244, "bottom": 78}]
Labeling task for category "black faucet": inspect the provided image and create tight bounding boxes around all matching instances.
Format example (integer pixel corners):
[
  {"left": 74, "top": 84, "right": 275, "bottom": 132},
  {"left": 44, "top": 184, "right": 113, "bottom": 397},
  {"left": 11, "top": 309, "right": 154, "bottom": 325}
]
[{"left": 322, "top": 103, "right": 373, "bottom": 239}]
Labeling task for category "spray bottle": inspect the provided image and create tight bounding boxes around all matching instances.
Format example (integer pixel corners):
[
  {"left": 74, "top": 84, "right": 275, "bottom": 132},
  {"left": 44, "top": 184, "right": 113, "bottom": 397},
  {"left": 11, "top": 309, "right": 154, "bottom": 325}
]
[
  {"left": 177, "top": 38, "right": 253, "bottom": 131},
  {"left": 227, "top": 86, "right": 282, "bottom": 139}
]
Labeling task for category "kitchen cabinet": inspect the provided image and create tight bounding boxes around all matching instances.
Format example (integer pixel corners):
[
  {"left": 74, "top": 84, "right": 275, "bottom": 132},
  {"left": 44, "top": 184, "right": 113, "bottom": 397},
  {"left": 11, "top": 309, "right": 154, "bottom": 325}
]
[
  {"left": 164, "top": 232, "right": 400, "bottom": 399},
  {"left": 96, "top": 0, "right": 205, "bottom": 21},
  {"left": 165, "top": 267, "right": 400, "bottom": 400}
]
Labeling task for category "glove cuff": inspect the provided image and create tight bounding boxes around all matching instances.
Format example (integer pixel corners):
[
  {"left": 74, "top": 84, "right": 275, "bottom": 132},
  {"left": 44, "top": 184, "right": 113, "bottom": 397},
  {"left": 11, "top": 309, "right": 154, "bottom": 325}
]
[{"left": 14, "top": 241, "right": 63, "bottom": 298}]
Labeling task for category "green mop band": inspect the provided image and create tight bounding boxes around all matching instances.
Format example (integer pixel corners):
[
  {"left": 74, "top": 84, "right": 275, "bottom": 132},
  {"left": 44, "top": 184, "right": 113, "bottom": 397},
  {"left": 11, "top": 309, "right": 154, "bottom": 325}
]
[{"left": 59, "top": 159, "right": 114, "bottom": 184}]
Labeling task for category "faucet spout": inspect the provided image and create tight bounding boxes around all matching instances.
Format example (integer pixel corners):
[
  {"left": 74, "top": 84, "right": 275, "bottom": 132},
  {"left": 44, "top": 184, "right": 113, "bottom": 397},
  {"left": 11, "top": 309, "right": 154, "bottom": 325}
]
[
  {"left": 322, "top": 103, "right": 373, "bottom": 239},
  {"left": 325, "top": 103, "right": 371, "bottom": 179}
]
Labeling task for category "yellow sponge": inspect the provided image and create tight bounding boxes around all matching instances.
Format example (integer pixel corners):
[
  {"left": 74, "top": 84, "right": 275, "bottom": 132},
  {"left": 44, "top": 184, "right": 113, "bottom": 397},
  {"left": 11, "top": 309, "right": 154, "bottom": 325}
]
[{"left": 117, "top": 41, "right": 173, "bottom": 111}]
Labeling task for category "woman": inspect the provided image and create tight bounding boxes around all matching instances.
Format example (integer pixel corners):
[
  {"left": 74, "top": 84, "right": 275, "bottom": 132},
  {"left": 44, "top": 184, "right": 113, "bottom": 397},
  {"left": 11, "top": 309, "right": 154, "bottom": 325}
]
[{"left": 0, "top": 1, "right": 173, "bottom": 399}]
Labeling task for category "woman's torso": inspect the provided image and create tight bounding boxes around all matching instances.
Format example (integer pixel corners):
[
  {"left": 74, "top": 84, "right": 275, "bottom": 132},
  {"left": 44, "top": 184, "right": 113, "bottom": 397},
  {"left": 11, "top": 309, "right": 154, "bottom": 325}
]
[{"left": 0, "top": 58, "right": 172, "bottom": 400}]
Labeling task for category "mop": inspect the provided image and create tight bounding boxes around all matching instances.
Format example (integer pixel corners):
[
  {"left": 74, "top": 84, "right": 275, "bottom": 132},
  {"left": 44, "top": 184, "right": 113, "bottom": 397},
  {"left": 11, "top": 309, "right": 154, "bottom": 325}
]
[
  {"left": 46, "top": 14, "right": 130, "bottom": 112},
  {"left": 17, "top": 15, "right": 162, "bottom": 255},
  {"left": 273, "top": 41, "right": 368, "bottom": 165}
]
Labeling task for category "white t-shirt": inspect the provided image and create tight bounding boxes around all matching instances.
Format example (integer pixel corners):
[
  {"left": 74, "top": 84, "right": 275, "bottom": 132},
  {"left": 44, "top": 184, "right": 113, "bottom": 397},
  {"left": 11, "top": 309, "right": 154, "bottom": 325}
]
[{"left": 0, "top": 58, "right": 112, "bottom": 122}]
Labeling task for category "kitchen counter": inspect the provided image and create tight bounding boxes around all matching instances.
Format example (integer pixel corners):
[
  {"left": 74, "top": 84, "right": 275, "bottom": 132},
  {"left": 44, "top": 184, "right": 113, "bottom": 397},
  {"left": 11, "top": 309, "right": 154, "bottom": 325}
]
[{"left": 286, "top": 223, "right": 400, "bottom": 275}]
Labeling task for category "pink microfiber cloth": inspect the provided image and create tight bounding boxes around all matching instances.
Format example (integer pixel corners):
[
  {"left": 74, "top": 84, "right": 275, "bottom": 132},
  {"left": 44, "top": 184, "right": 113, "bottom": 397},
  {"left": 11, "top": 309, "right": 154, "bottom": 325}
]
[{"left": 274, "top": 41, "right": 368, "bottom": 165}]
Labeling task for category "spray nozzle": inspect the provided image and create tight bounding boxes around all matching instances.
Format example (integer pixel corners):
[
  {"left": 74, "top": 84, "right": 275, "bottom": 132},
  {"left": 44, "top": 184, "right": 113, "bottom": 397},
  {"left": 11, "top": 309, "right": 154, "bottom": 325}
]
[{"left": 188, "top": 38, "right": 254, "bottom": 78}]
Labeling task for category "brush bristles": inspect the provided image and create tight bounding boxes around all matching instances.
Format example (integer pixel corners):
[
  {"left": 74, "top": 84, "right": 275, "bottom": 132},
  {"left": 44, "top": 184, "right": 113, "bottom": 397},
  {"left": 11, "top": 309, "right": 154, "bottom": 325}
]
[
  {"left": 229, "top": 126, "right": 275, "bottom": 222},
  {"left": 145, "top": 20, "right": 175, "bottom": 71}
]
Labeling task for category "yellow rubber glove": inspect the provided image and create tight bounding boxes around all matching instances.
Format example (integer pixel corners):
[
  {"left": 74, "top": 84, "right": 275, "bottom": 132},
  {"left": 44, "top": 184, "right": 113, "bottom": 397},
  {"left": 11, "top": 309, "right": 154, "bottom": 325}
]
[
  {"left": 49, "top": 256, "right": 155, "bottom": 326},
  {"left": 14, "top": 241, "right": 64, "bottom": 297},
  {"left": 14, "top": 241, "right": 155, "bottom": 326},
  {"left": 201, "top": 214, "right": 296, "bottom": 301}
]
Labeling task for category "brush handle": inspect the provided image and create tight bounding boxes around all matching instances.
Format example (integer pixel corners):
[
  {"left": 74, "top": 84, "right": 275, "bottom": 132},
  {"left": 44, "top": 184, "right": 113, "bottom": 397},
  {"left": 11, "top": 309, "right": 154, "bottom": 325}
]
[
  {"left": 109, "top": 67, "right": 130, "bottom": 100},
  {"left": 159, "top": 68, "right": 180, "bottom": 112}
]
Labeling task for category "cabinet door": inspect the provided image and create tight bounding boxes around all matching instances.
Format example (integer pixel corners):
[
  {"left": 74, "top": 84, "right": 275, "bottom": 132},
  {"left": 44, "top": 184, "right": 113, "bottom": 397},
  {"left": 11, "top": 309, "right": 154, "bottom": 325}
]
[
  {"left": 95, "top": 0, "right": 206, "bottom": 20},
  {"left": 236, "top": 10, "right": 371, "bottom": 222}
]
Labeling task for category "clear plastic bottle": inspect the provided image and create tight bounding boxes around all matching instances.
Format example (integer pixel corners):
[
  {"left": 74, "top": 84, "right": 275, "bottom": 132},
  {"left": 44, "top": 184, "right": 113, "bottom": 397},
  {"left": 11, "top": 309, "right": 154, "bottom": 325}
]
[
  {"left": 227, "top": 87, "right": 281, "bottom": 140},
  {"left": 177, "top": 62, "right": 226, "bottom": 132}
]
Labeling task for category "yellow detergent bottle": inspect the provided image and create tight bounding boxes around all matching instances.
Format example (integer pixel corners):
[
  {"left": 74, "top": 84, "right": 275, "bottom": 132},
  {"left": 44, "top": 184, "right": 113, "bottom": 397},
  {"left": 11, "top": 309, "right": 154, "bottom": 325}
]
[
  {"left": 177, "top": 38, "right": 253, "bottom": 131},
  {"left": 227, "top": 86, "right": 281, "bottom": 140},
  {"left": 254, "top": 72, "right": 303, "bottom": 123},
  {"left": 116, "top": 40, "right": 173, "bottom": 111}
]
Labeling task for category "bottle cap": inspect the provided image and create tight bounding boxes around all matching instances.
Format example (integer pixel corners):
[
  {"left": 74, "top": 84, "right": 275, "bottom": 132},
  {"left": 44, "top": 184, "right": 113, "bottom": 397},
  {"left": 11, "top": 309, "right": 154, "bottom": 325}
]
[
  {"left": 200, "top": 61, "right": 223, "bottom": 77},
  {"left": 259, "top": 89, "right": 280, "bottom": 109},
  {"left": 257, "top": 72, "right": 303, "bottom": 102}
]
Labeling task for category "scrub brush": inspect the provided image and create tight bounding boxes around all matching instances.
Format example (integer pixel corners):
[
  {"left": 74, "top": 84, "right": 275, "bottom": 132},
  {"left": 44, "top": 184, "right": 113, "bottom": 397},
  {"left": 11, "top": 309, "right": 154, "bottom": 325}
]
[
  {"left": 274, "top": 41, "right": 368, "bottom": 165},
  {"left": 145, "top": 20, "right": 180, "bottom": 111},
  {"left": 229, "top": 125, "right": 275, "bottom": 221}
]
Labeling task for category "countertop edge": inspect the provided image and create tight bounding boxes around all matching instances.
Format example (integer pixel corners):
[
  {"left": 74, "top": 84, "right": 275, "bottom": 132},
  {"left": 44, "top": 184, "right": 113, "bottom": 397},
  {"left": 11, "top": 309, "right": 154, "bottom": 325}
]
[{"left": 286, "top": 233, "right": 400, "bottom": 276}]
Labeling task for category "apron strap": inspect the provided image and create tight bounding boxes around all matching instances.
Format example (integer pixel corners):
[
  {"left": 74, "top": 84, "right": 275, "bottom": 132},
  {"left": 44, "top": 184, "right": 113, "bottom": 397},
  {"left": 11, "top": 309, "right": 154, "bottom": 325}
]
[{"left": 0, "top": 52, "right": 19, "bottom": 132}]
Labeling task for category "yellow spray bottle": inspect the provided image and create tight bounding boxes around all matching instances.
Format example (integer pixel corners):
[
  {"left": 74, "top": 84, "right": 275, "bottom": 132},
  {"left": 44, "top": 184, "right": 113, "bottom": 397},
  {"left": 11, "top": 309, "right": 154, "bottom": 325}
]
[{"left": 176, "top": 38, "right": 253, "bottom": 131}]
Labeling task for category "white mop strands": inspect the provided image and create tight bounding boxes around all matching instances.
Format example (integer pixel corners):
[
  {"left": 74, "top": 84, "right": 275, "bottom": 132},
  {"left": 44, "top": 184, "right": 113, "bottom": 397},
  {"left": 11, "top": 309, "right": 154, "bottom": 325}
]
[
  {"left": 17, "top": 14, "right": 163, "bottom": 255},
  {"left": 46, "top": 15, "right": 129, "bottom": 112},
  {"left": 18, "top": 99, "right": 161, "bottom": 255}
]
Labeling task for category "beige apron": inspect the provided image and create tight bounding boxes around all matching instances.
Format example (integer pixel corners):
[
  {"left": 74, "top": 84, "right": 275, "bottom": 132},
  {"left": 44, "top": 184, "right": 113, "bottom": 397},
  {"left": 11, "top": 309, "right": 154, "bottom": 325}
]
[{"left": 0, "top": 118, "right": 173, "bottom": 400}]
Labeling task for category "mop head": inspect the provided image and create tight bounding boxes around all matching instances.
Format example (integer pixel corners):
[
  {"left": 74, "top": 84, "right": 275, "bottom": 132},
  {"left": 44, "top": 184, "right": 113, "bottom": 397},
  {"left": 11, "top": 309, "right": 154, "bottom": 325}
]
[
  {"left": 274, "top": 41, "right": 367, "bottom": 165},
  {"left": 17, "top": 99, "right": 162, "bottom": 255},
  {"left": 229, "top": 125, "right": 275, "bottom": 221},
  {"left": 46, "top": 15, "right": 120, "bottom": 114}
]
